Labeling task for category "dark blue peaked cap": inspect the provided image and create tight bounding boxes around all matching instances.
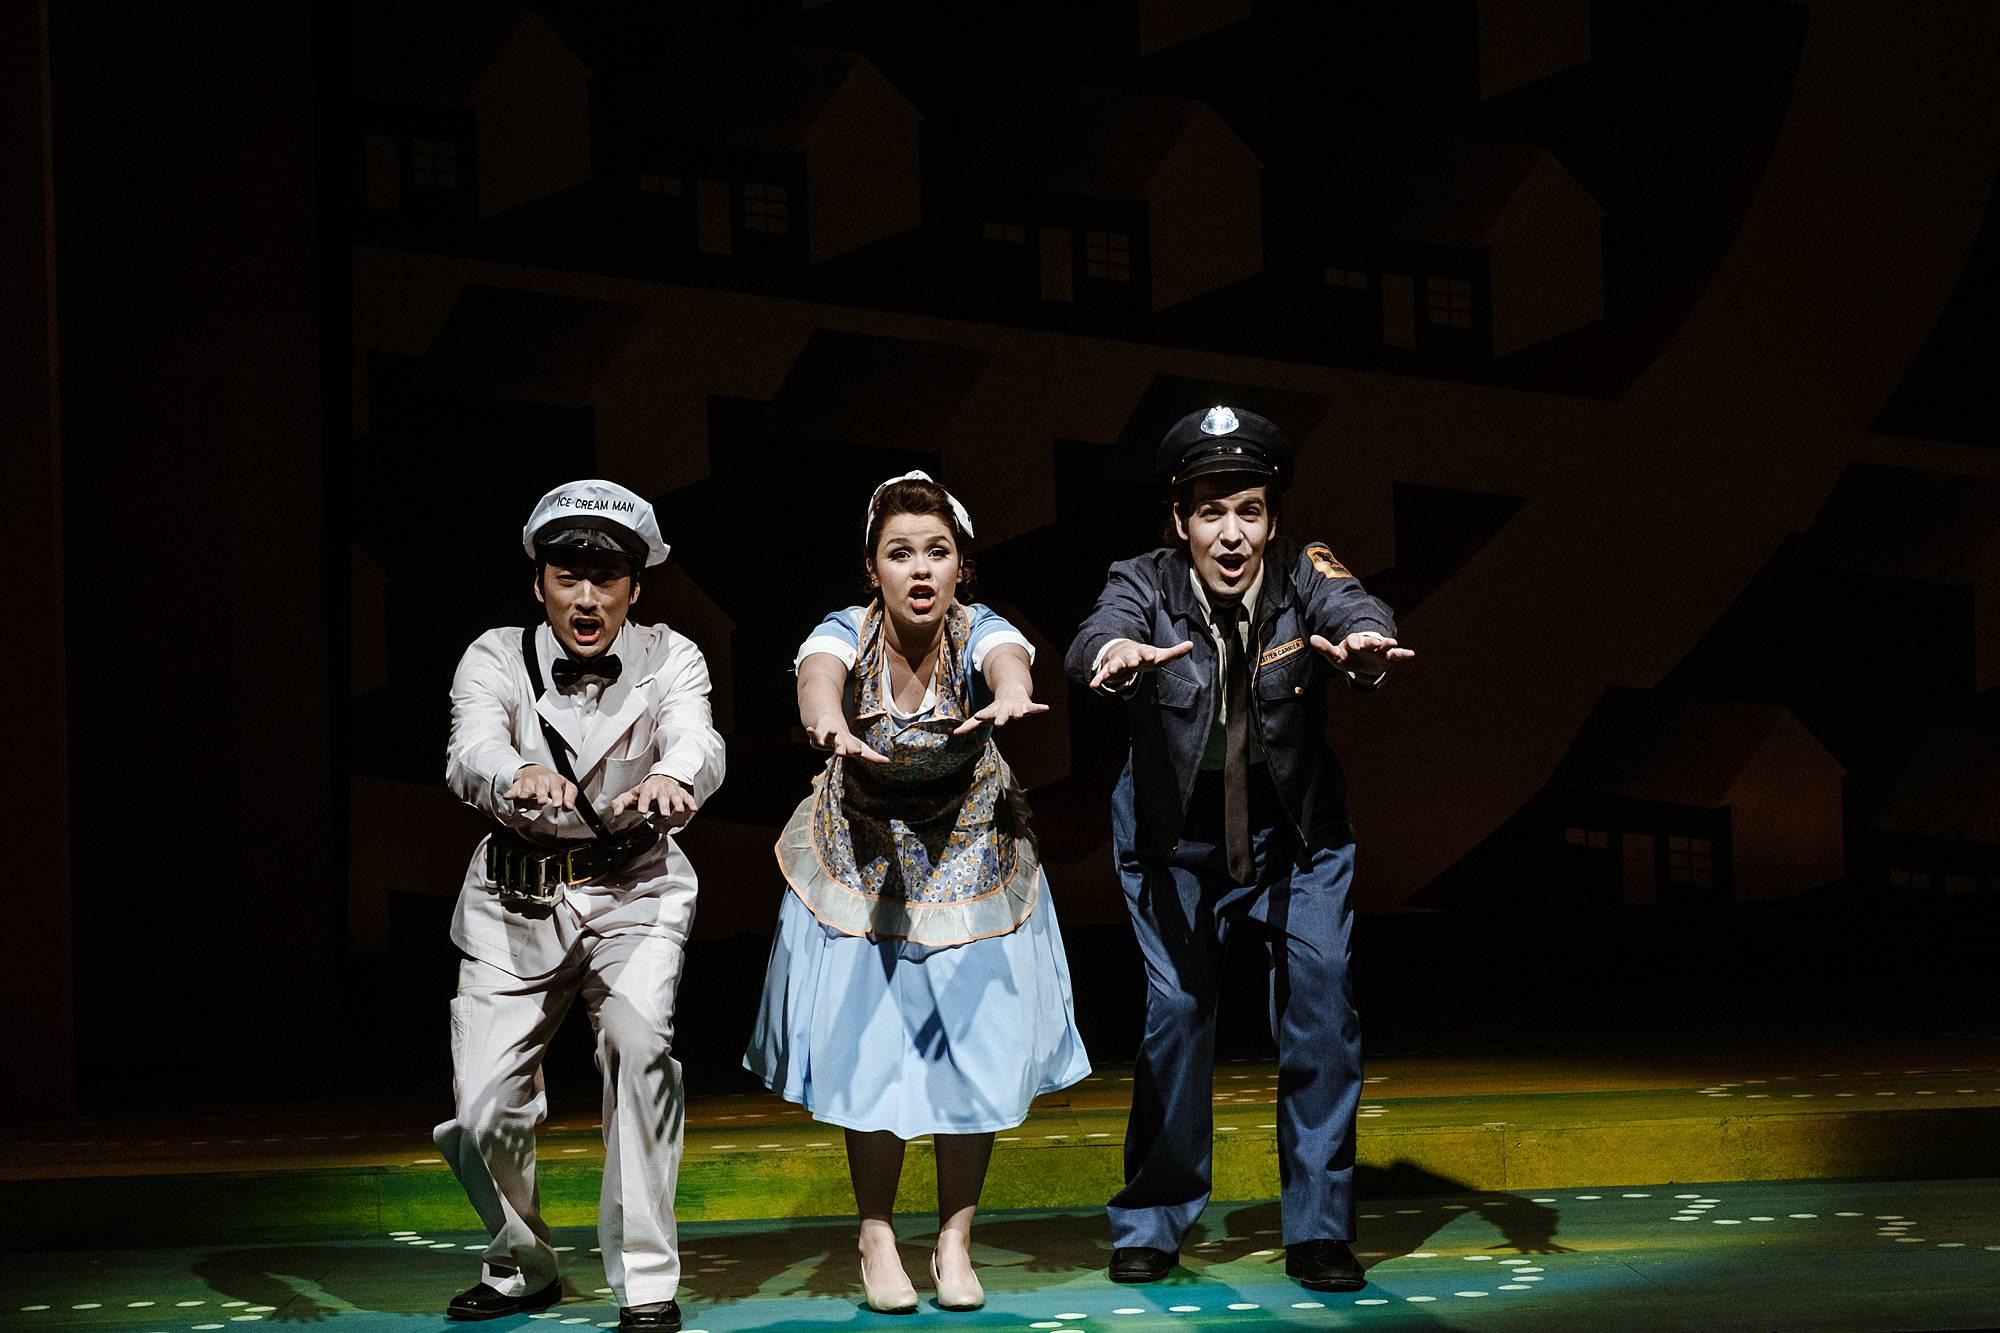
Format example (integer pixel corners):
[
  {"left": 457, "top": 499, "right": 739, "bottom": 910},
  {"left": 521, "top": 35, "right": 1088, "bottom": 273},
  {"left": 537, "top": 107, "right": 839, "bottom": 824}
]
[{"left": 1157, "top": 406, "right": 1294, "bottom": 487}]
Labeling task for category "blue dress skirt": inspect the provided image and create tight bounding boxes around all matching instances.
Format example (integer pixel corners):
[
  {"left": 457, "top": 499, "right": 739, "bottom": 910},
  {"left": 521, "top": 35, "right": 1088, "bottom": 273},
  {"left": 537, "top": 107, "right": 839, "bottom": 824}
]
[
  {"left": 745, "top": 871, "right": 1093, "bottom": 1138},
  {"left": 747, "top": 600, "right": 1092, "bottom": 1137}
]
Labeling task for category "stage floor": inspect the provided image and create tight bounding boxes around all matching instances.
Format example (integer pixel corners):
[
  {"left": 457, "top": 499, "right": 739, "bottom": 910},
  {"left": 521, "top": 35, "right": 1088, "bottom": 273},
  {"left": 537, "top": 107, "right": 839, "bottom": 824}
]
[
  {"left": 9, "top": 1177, "right": 2000, "bottom": 1332},
  {"left": 7, "top": 1033, "right": 1999, "bottom": 1248}
]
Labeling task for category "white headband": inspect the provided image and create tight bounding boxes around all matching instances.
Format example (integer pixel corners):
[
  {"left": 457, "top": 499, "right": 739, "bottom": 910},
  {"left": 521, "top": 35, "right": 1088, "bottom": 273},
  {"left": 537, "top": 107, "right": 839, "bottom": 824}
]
[{"left": 865, "top": 469, "right": 975, "bottom": 540}]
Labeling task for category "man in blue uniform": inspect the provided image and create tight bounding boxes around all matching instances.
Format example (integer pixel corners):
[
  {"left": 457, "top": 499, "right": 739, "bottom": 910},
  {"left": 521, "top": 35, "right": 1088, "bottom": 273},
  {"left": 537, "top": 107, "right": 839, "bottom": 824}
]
[{"left": 1066, "top": 407, "right": 1413, "bottom": 1292}]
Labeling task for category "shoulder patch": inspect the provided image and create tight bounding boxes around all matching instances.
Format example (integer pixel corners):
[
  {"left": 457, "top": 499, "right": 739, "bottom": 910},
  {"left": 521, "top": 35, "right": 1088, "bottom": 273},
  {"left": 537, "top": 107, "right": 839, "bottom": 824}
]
[{"left": 1304, "top": 543, "right": 1353, "bottom": 579}]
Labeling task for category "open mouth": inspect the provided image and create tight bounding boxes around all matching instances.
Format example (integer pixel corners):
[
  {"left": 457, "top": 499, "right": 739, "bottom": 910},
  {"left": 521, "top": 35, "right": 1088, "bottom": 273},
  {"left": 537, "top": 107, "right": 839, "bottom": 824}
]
[
  {"left": 1215, "top": 553, "right": 1249, "bottom": 582},
  {"left": 907, "top": 585, "right": 937, "bottom": 614},
  {"left": 571, "top": 615, "right": 604, "bottom": 648}
]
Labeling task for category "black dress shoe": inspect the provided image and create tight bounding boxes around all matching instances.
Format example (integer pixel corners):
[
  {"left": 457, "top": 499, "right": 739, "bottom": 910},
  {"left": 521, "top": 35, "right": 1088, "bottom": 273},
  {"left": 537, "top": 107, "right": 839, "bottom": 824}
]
[
  {"left": 1108, "top": 1246, "right": 1178, "bottom": 1283},
  {"left": 446, "top": 1280, "right": 562, "bottom": 1320},
  {"left": 1285, "top": 1239, "right": 1366, "bottom": 1291},
  {"left": 618, "top": 1300, "right": 682, "bottom": 1332}
]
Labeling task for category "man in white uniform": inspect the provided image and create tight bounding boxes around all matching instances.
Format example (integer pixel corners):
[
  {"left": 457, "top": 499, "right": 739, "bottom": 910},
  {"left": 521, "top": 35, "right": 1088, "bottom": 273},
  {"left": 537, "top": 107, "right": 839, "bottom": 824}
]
[{"left": 435, "top": 480, "right": 725, "bottom": 1332}]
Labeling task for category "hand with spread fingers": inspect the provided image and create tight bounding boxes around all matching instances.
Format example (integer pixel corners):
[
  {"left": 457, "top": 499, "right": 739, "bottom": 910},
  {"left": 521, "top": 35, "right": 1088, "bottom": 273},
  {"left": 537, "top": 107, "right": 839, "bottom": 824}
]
[
  {"left": 953, "top": 691, "right": 1051, "bottom": 734},
  {"left": 1309, "top": 631, "right": 1415, "bottom": 677},
  {"left": 1089, "top": 638, "right": 1197, "bottom": 692},
  {"left": 505, "top": 762, "right": 577, "bottom": 812},
  {"left": 611, "top": 773, "right": 699, "bottom": 827},
  {"left": 806, "top": 712, "right": 891, "bottom": 765}
]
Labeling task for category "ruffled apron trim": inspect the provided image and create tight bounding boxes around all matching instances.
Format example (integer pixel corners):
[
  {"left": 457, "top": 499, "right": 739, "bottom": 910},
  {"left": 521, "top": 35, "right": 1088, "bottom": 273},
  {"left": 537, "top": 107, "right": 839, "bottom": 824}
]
[{"left": 775, "top": 775, "right": 1042, "bottom": 947}]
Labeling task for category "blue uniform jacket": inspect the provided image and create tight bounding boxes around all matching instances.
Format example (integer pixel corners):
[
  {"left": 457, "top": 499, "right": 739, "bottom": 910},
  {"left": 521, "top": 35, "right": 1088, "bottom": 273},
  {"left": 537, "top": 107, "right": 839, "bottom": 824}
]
[{"left": 1064, "top": 538, "right": 1397, "bottom": 859}]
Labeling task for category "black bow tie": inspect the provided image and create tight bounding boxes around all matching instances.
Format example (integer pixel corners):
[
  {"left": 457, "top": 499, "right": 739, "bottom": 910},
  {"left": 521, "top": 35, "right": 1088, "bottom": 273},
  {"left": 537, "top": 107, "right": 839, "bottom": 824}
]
[{"left": 552, "top": 654, "right": 621, "bottom": 689}]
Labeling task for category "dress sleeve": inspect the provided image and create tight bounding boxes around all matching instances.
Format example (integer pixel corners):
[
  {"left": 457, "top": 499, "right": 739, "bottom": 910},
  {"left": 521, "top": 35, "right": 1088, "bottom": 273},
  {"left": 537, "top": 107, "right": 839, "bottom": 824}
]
[
  {"left": 793, "top": 606, "right": 865, "bottom": 672},
  {"left": 965, "top": 603, "right": 1036, "bottom": 672}
]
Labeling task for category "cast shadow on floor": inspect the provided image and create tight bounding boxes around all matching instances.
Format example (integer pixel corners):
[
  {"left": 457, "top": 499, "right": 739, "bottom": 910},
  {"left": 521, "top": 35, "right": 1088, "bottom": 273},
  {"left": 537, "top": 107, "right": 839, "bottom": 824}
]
[{"left": 189, "top": 1160, "right": 1566, "bottom": 1320}]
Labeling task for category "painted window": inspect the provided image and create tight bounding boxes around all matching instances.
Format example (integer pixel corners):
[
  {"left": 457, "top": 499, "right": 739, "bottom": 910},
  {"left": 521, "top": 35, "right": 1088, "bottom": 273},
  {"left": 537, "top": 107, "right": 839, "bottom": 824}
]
[
  {"left": 1426, "top": 276, "right": 1473, "bottom": 328},
  {"left": 982, "top": 222, "right": 1027, "bottom": 242},
  {"left": 1085, "top": 230, "right": 1132, "bottom": 282},
  {"left": 744, "top": 182, "right": 790, "bottom": 234},
  {"left": 410, "top": 137, "right": 459, "bottom": 190},
  {"left": 1325, "top": 267, "right": 1369, "bottom": 290},
  {"left": 1665, "top": 835, "right": 1714, "bottom": 887},
  {"left": 1564, "top": 826, "right": 1610, "bottom": 850},
  {"left": 639, "top": 174, "right": 685, "bottom": 196}
]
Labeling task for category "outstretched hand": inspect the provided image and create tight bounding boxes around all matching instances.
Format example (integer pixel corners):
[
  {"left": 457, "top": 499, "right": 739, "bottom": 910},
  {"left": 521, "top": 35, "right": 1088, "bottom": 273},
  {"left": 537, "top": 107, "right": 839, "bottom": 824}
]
[
  {"left": 953, "top": 693, "right": 1051, "bottom": 734},
  {"left": 805, "top": 713, "right": 890, "bottom": 765},
  {"left": 505, "top": 763, "right": 576, "bottom": 812},
  {"left": 1089, "top": 639, "right": 1196, "bottom": 692},
  {"left": 1309, "top": 631, "right": 1415, "bottom": 676},
  {"left": 610, "top": 773, "right": 698, "bottom": 828}
]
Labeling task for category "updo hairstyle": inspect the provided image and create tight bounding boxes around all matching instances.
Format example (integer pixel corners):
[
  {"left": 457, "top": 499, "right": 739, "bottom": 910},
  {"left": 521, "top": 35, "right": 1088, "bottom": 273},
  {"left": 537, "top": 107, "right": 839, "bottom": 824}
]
[{"left": 864, "top": 477, "right": 978, "bottom": 603}]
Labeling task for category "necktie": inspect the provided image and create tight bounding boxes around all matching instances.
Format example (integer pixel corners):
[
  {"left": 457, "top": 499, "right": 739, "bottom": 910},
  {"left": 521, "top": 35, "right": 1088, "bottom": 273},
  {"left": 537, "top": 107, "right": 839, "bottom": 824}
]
[
  {"left": 552, "top": 653, "right": 621, "bottom": 689},
  {"left": 1221, "top": 604, "right": 1253, "bottom": 884}
]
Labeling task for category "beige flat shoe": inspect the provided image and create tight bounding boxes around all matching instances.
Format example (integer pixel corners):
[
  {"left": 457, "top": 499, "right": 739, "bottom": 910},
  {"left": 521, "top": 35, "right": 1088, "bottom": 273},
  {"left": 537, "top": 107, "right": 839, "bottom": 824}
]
[
  {"left": 861, "top": 1255, "right": 919, "bottom": 1314},
  {"left": 931, "top": 1250, "right": 985, "bottom": 1311}
]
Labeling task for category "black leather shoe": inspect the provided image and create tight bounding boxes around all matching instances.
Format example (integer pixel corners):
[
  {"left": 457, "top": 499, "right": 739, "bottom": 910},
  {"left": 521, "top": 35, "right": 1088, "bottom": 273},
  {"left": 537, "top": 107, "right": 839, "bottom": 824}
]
[
  {"left": 618, "top": 1300, "right": 682, "bottom": 1332},
  {"left": 1285, "top": 1239, "right": 1366, "bottom": 1291},
  {"left": 1108, "top": 1246, "right": 1177, "bottom": 1283},
  {"left": 446, "top": 1280, "right": 561, "bottom": 1320}
]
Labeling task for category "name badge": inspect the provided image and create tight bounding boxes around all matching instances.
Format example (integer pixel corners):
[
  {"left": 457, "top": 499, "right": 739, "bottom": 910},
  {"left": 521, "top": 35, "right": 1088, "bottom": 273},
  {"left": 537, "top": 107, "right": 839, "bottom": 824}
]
[{"left": 1258, "top": 637, "right": 1304, "bottom": 668}]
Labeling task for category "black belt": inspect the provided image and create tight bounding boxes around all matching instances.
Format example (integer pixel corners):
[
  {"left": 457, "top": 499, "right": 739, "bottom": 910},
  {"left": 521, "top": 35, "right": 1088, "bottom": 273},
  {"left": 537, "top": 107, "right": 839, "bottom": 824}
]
[
  {"left": 488, "top": 624, "right": 660, "bottom": 904},
  {"left": 485, "top": 825, "right": 658, "bottom": 904}
]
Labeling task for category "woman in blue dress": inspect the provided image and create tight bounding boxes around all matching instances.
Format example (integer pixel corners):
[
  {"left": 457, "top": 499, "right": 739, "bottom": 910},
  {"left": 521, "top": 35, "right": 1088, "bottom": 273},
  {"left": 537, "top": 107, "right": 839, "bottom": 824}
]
[{"left": 746, "top": 471, "right": 1092, "bottom": 1313}]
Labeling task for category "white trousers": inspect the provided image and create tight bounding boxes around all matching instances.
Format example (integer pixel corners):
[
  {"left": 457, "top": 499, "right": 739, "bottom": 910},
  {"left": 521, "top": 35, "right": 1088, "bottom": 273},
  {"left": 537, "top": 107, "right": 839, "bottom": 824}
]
[{"left": 432, "top": 928, "right": 687, "bottom": 1306}]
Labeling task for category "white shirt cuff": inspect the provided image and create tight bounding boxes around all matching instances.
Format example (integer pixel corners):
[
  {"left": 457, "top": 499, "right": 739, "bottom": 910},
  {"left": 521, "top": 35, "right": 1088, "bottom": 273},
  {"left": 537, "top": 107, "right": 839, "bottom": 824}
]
[
  {"left": 1091, "top": 638, "right": 1144, "bottom": 696},
  {"left": 1090, "top": 638, "right": 1135, "bottom": 675}
]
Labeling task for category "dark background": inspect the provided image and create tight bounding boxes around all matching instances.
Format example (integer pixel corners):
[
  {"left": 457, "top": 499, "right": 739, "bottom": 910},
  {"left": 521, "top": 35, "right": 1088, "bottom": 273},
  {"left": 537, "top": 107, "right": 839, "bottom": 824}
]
[{"left": 9, "top": 0, "right": 2000, "bottom": 1120}]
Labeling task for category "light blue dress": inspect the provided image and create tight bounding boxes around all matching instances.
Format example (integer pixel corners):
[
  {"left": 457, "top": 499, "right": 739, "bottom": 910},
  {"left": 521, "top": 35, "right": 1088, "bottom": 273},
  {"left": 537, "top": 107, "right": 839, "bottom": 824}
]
[{"left": 744, "top": 604, "right": 1093, "bottom": 1138}]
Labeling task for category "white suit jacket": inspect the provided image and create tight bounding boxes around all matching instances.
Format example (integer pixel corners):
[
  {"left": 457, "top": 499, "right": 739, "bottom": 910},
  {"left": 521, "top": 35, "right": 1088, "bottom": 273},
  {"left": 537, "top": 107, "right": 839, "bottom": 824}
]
[{"left": 445, "top": 620, "right": 726, "bottom": 978}]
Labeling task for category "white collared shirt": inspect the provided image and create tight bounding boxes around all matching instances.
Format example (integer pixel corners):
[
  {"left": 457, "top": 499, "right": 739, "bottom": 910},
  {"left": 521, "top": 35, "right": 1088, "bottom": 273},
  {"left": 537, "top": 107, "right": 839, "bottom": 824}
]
[
  {"left": 1185, "top": 564, "right": 1263, "bottom": 731},
  {"left": 1187, "top": 566, "right": 1264, "bottom": 770}
]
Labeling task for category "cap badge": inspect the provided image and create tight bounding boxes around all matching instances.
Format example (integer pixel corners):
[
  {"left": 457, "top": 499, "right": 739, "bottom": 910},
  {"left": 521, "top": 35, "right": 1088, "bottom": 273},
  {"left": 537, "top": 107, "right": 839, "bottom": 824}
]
[{"left": 1199, "top": 405, "right": 1239, "bottom": 436}]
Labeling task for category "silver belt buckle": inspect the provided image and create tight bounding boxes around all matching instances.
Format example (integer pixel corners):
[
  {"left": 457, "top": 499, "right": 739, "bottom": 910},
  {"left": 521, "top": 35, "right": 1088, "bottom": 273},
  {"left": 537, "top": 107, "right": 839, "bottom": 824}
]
[{"left": 490, "top": 841, "right": 569, "bottom": 906}]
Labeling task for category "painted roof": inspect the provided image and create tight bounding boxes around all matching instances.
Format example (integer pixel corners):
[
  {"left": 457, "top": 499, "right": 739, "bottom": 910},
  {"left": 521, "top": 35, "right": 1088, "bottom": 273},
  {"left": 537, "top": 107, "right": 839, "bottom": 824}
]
[
  {"left": 972, "top": 82, "right": 1226, "bottom": 200},
  {"left": 1872, "top": 729, "right": 2000, "bottom": 844},
  {"left": 1550, "top": 686, "right": 1807, "bottom": 807},
  {"left": 1319, "top": 128, "right": 1595, "bottom": 248},
  {"left": 595, "top": 40, "right": 885, "bottom": 154}
]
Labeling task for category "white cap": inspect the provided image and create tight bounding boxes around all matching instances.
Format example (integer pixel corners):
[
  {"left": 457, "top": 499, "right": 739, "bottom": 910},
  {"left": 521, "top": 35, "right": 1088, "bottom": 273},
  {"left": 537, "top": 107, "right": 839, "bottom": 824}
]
[
  {"left": 865, "top": 469, "right": 975, "bottom": 540},
  {"left": 521, "top": 479, "right": 670, "bottom": 567}
]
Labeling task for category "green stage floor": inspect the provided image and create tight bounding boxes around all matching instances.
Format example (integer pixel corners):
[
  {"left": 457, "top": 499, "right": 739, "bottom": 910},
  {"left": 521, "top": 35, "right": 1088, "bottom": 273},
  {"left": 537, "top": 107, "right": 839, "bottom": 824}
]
[
  {"left": 7, "top": 1037, "right": 2000, "bottom": 1249},
  {"left": 8, "top": 1178, "right": 2000, "bottom": 1332}
]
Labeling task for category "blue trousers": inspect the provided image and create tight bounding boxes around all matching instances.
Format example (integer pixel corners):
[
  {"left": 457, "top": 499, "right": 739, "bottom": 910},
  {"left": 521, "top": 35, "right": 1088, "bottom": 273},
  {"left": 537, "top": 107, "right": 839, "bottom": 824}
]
[{"left": 1108, "top": 764, "right": 1361, "bottom": 1250}]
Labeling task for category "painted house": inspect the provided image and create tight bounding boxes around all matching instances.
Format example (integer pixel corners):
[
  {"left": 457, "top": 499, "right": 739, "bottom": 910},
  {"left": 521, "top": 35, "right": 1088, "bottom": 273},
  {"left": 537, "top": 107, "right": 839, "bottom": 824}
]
[
  {"left": 1539, "top": 687, "right": 1845, "bottom": 906},
  {"left": 968, "top": 83, "right": 1262, "bottom": 313},
  {"left": 1787, "top": 464, "right": 2000, "bottom": 697},
  {"left": 1862, "top": 730, "right": 2000, "bottom": 898},
  {"left": 1315, "top": 129, "right": 1602, "bottom": 356},
  {"left": 591, "top": 40, "right": 921, "bottom": 266},
  {"left": 353, "top": 1, "right": 590, "bottom": 223}
]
